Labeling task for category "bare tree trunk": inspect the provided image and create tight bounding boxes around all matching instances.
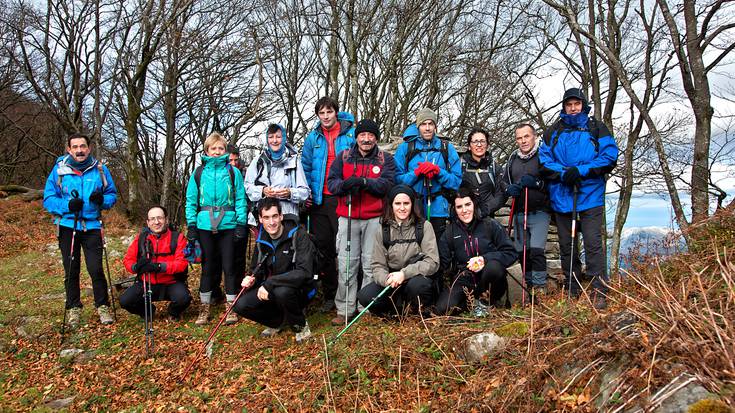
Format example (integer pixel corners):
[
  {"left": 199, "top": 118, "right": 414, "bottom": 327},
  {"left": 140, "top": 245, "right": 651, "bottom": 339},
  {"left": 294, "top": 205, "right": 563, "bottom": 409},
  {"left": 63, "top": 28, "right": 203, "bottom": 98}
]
[{"left": 327, "top": 0, "right": 340, "bottom": 100}]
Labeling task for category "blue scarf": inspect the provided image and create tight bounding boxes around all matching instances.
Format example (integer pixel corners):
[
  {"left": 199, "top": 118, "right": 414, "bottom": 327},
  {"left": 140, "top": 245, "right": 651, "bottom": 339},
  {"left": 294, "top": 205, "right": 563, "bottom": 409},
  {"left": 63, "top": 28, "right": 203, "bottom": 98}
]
[
  {"left": 560, "top": 107, "right": 591, "bottom": 129},
  {"left": 268, "top": 144, "right": 286, "bottom": 161},
  {"left": 67, "top": 154, "right": 95, "bottom": 171}
]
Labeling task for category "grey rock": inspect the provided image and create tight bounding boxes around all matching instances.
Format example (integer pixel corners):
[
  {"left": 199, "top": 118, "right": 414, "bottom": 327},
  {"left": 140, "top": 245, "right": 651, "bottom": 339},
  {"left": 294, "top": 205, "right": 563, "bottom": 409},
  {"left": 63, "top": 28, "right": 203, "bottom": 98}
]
[
  {"left": 40, "top": 292, "right": 65, "bottom": 301},
  {"left": 650, "top": 373, "right": 714, "bottom": 413},
  {"left": 44, "top": 396, "right": 75, "bottom": 409},
  {"left": 59, "top": 348, "right": 84, "bottom": 360},
  {"left": 16, "top": 316, "right": 44, "bottom": 339},
  {"left": 463, "top": 332, "right": 508, "bottom": 363}
]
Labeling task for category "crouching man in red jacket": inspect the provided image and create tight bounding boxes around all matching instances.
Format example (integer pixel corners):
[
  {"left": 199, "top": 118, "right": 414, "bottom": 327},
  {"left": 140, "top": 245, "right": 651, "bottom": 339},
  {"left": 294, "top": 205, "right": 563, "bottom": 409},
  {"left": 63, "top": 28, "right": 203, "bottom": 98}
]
[{"left": 120, "top": 206, "right": 192, "bottom": 321}]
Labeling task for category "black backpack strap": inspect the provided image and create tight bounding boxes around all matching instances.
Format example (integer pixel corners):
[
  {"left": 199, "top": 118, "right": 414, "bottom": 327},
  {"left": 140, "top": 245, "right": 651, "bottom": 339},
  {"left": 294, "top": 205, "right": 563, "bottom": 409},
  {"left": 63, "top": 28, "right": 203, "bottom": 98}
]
[
  {"left": 415, "top": 219, "right": 424, "bottom": 246},
  {"left": 168, "top": 230, "right": 179, "bottom": 256},
  {"left": 382, "top": 222, "right": 391, "bottom": 250},
  {"left": 405, "top": 139, "right": 450, "bottom": 169},
  {"left": 194, "top": 165, "right": 203, "bottom": 213}
]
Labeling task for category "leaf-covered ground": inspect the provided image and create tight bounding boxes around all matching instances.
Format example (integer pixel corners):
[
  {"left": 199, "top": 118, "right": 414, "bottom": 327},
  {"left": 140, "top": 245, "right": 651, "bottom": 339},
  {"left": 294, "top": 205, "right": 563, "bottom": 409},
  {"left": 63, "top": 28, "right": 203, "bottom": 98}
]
[{"left": 0, "top": 199, "right": 733, "bottom": 412}]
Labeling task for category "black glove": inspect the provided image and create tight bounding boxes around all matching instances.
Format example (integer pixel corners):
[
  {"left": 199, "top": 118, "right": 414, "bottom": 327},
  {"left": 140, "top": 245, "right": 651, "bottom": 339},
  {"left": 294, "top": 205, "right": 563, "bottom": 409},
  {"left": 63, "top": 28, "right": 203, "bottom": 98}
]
[
  {"left": 234, "top": 224, "right": 247, "bottom": 241},
  {"left": 89, "top": 189, "right": 104, "bottom": 207},
  {"left": 520, "top": 175, "right": 542, "bottom": 189},
  {"left": 137, "top": 261, "right": 161, "bottom": 274},
  {"left": 505, "top": 184, "right": 522, "bottom": 198},
  {"left": 133, "top": 256, "right": 151, "bottom": 273},
  {"left": 68, "top": 198, "right": 84, "bottom": 213},
  {"left": 187, "top": 225, "right": 199, "bottom": 241},
  {"left": 562, "top": 167, "right": 581, "bottom": 187},
  {"left": 342, "top": 177, "right": 363, "bottom": 192}
]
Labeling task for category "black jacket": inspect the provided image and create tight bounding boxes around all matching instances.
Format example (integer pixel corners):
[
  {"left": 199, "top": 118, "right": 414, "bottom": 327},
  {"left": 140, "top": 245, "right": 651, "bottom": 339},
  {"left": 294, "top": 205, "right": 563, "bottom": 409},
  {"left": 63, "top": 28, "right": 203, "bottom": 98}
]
[
  {"left": 500, "top": 151, "right": 551, "bottom": 213},
  {"left": 438, "top": 217, "right": 517, "bottom": 275},
  {"left": 251, "top": 219, "right": 315, "bottom": 293},
  {"left": 460, "top": 152, "right": 505, "bottom": 218}
]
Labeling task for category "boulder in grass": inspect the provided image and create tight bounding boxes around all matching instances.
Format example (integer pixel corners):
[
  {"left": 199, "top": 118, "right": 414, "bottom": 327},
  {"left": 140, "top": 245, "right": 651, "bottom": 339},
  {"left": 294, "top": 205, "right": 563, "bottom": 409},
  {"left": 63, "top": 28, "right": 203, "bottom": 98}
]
[{"left": 463, "top": 332, "right": 508, "bottom": 363}]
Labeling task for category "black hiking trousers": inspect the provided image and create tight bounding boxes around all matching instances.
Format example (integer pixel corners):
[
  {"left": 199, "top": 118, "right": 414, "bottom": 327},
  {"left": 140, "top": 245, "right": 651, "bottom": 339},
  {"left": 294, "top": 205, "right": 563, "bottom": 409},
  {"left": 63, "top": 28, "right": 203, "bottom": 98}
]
[
  {"left": 433, "top": 260, "right": 507, "bottom": 315},
  {"left": 357, "top": 276, "right": 434, "bottom": 317},
  {"left": 58, "top": 226, "right": 109, "bottom": 309},
  {"left": 309, "top": 194, "right": 339, "bottom": 301},
  {"left": 233, "top": 285, "right": 309, "bottom": 329},
  {"left": 119, "top": 280, "right": 192, "bottom": 318}
]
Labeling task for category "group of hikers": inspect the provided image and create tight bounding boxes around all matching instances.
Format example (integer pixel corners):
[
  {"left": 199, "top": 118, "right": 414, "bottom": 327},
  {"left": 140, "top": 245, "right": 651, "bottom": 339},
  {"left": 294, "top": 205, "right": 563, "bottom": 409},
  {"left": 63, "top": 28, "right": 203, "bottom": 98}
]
[{"left": 43, "top": 88, "right": 619, "bottom": 343}]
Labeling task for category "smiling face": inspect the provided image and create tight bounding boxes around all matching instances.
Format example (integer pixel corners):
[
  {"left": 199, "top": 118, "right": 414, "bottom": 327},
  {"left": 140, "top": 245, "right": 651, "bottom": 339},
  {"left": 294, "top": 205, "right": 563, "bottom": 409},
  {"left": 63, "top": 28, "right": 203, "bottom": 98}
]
[
  {"left": 468, "top": 132, "right": 488, "bottom": 160},
  {"left": 356, "top": 131, "right": 377, "bottom": 156},
  {"left": 418, "top": 120, "right": 436, "bottom": 141},
  {"left": 67, "top": 137, "right": 91, "bottom": 163},
  {"left": 515, "top": 125, "right": 536, "bottom": 155},
  {"left": 392, "top": 193, "right": 412, "bottom": 223},
  {"left": 259, "top": 206, "right": 284, "bottom": 238},
  {"left": 564, "top": 98, "right": 583, "bottom": 115},
  {"left": 267, "top": 128, "right": 283, "bottom": 152},
  {"left": 229, "top": 153, "right": 240, "bottom": 167},
  {"left": 318, "top": 106, "right": 337, "bottom": 129},
  {"left": 454, "top": 196, "right": 475, "bottom": 224},
  {"left": 146, "top": 207, "right": 168, "bottom": 235}
]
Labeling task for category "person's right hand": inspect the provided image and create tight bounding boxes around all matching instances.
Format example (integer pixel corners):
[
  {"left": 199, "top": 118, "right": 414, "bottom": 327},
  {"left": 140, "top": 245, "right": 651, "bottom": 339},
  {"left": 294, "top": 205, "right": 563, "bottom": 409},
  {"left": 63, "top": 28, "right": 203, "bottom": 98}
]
[
  {"left": 413, "top": 162, "right": 428, "bottom": 177},
  {"left": 263, "top": 187, "right": 277, "bottom": 197},
  {"left": 505, "top": 184, "right": 522, "bottom": 198},
  {"left": 242, "top": 275, "right": 255, "bottom": 289},
  {"left": 68, "top": 198, "right": 84, "bottom": 213},
  {"left": 186, "top": 226, "right": 199, "bottom": 241},
  {"left": 563, "top": 167, "right": 581, "bottom": 187},
  {"left": 386, "top": 271, "right": 405, "bottom": 288},
  {"left": 133, "top": 256, "right": 151, "bottom": 273}
]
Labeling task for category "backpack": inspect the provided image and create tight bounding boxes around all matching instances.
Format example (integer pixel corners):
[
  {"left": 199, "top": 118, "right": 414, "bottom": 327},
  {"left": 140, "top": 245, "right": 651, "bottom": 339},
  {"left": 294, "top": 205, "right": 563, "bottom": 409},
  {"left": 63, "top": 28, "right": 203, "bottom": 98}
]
[
  {"left": 382, "top": 220, "right": 424, "bottom": 250},
  {"left": 403, "top": 139, "right": 450, "bottom": 171},
  {"left": 542, "top": 117, "right": 617, "bottom": 176},
  {"left": 137, "top": 228, "right": 188, "bottom": 281},
  {"left": 193, "top": 163, "right": 236, "bottom": 213}
]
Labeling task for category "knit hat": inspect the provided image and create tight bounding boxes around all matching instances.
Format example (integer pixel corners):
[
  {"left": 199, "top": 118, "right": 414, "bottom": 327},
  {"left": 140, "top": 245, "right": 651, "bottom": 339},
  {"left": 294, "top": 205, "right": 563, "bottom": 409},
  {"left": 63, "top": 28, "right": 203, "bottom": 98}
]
[
  {"left": 416, "top": 108, "right": 437, "bottom": 126},
  {"left": 387, "top": 184, "right": 417, "bottom": 204},
  {"left": 355, "top": 119, "right": 381, "bottom": 140},
  {"left": 562, "top": 88, "right": 589, "bottom": 108}
]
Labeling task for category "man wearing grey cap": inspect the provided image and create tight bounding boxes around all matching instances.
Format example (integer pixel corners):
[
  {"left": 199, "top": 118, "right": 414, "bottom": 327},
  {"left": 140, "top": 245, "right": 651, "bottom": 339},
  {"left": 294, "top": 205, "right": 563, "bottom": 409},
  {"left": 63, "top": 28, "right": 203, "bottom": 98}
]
[{"left": 393, "top": 108, "right": 462, "bottom": 241}]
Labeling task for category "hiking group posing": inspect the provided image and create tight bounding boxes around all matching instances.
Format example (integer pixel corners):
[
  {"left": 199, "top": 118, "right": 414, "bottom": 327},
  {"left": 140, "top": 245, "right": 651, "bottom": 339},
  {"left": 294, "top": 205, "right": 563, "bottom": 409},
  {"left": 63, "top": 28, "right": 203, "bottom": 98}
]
[{"left": 44, "top": 88, "right": 618, "bottom": 343}]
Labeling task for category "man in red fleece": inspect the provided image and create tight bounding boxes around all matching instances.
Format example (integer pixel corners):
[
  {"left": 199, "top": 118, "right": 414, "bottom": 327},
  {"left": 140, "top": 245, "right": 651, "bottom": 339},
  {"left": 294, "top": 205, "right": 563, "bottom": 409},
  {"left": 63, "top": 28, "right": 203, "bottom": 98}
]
[{"left": 120, "top": 206, "right": 192, "bottom": 320}]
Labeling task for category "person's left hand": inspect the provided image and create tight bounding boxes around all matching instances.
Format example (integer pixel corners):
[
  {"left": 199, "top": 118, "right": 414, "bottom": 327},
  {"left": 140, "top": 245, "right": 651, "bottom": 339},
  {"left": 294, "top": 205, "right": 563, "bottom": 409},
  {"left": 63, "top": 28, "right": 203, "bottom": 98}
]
[
  {"left": 386, "top": 271, "right": 405, "bottom": 288},
  {"left": 257, "top": 286, "right": 269, "bottom": 301},
  {"left": 242, "top": 275, "right": 255, "bottom": 289},
  {"left": 89, "top": 189, "right": 104, "bottom": 207},
  {"left": 467, "top": 256, "right": 485, "bottom": 272}
]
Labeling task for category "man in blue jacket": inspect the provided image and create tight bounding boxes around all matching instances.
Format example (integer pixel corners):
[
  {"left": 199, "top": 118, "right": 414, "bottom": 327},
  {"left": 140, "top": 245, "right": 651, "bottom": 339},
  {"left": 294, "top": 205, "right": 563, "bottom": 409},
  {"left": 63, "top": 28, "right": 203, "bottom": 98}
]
[
  {"left": 393, "top": 108, "right": 462, "bottom": 240},
  {"left": 301, "top": 97, "right": 355, "bottom": 312},
  {"left": 43, "top": 133, "right": 118, "bottom": 328},
  {"left": 539, "top": 88, "right": 618, "bottom": 309}
]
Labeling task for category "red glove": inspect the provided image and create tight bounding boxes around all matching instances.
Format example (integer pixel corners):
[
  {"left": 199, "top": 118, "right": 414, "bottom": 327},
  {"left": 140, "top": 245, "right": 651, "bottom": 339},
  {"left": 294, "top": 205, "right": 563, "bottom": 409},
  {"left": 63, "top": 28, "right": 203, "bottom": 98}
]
[
  {"left": 413, "top": 162, "right": 428, "bottom": 177},
  {"left": 425, "top": 163, "right": 440, "bottom": 179}
]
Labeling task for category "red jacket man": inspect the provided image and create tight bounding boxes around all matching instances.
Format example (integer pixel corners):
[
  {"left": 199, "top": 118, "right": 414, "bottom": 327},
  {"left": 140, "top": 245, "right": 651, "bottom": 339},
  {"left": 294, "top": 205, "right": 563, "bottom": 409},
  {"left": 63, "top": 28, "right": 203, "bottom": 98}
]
[
  {"left": 326, "top": 119, "right": 395, "bottom": 324},
  {"left": 120, "top": 206, "right": 192, "bottom": 320}
]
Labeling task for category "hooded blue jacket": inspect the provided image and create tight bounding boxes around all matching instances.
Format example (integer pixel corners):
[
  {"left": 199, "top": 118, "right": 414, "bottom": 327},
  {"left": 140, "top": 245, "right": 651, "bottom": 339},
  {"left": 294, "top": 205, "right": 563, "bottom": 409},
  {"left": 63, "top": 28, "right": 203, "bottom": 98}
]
[
  {"left": 43, "top": 155, "right": 118, "bottom": 230},
  {"left": 394, "top": 124, "right": 462, "bottom": 218},
  {"left": 301, "top": 112, "right": 355, "bottom": 205},
  {"left": 539, "top": 108, "right": 618, "bottom": 213}
]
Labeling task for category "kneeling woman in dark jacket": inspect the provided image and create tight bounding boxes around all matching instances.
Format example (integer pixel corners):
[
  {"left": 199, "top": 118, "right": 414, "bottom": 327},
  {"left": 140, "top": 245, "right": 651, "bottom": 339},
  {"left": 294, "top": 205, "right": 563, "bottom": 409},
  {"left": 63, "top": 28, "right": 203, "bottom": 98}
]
[
  {"left": 357, "top": 185, "right": 439, "bottom": 317},
  {"left": 435, "top": 187, "right": 517, "bottom": 315}
]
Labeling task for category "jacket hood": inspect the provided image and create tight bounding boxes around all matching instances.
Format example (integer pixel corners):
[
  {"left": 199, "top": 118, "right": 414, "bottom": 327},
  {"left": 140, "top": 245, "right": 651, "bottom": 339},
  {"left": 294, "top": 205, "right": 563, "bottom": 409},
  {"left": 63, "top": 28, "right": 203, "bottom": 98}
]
[
  {"left": 402, "top": 124, "right": 420, "bottom": 142},
  {"left": 56, "top": 154, "right": 99, "bottom": 174},
  {"left": 261, "top": 124, "right": 295, "bottom": 161},
  {"left": 460, "top": 150, "right": 493, "bottom": 167}
]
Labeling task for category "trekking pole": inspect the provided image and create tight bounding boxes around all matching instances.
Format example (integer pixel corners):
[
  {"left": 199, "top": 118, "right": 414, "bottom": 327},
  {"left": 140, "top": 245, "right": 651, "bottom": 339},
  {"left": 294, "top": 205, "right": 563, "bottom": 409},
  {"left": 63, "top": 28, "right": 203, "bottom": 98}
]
[
  {"left": 329, "top": 284, "right": 390, "bottom": 346},
  {"left": 344, "top": 192, "right": 352, "bottom": 326},
  {"left": 142, "top": 238, "right": 155, "bottom": 357},
  {"left": 568, "top": 185, "right": 579, "bottom": 301},
  {"left": 425, "top": 177, "right": 432, "bottom": 220},
  {"left": 60, "top": 190, "right": 81, "bottom": 345},
  {"left": 521, "top": 188, "right": 529, "bottom": 306},
  {"left": 99, "top": 217, "right": 117, "bottom": 321},
  {"left": 507, "top": 197, "right": 516, "bottom": 236},
  {"left": 179, "top": 252, "right": 271, "bottom": 383}
]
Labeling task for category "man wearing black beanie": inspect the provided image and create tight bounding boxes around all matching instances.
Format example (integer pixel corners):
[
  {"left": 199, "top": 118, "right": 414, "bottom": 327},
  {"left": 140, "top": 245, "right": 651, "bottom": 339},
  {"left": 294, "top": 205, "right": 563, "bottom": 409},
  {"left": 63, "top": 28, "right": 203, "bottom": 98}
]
[{"left": 327, "top": 119, "right": 396, "bottom": 325}]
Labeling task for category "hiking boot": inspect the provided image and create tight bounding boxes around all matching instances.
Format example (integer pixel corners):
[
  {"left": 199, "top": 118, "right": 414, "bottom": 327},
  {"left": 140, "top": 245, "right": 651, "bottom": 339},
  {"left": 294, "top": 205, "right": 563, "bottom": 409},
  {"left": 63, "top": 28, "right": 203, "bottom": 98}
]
[
  {"left": 319, "top": 299, "right": 336, "bottom": 313},
  {"left": 195, "top": 304, "right": 210, "bottom": 326},
  {"left": 294, "top": 321, "right": 312, "bottom": 343},
  {"left": 97, "top": 305, "right": 114, "bottom": 325},
  {"left": 224, "top": 304, "right": 238, "bottom": 325},
  {"left": 66, "top": 307, "right": 82, "bottom": 329},
  {"left": 472, "top": 302, "right": 489, "bottom": 318},
  {"left": 261, "top": 326, "right": 282, "bottom": 337},
  {"left": 331, "top": 315, "right": 349, "bottom": 326},
  {"left": 593, "top": 294, "right": 608, "bottom": 310}
]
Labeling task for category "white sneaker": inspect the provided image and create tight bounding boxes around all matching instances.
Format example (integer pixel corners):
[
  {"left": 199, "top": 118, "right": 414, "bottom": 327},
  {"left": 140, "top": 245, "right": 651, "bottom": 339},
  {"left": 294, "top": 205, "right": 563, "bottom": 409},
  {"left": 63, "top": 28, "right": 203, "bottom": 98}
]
[
  {"left": 67, "top": 307, "right": 82, "bottom": 329},
  {"left": 261, "top": 326, "right": 282, "bottom": 337},
  {"left": 294, "top": 321, "right": 312, "bottom": 343},
  {"left": 472, "top": 302, "right": 489, "bottom": 318},
  {"left": 97, "top": 305, "right": 114, "bottom": 325}
]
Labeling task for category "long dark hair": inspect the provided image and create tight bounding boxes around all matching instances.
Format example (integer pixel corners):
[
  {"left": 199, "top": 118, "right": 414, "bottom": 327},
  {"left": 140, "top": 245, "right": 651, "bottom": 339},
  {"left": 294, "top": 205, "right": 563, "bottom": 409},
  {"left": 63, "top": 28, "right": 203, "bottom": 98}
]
[{"left": 381, "top": 189, "right": 424, "bottom": 224}]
